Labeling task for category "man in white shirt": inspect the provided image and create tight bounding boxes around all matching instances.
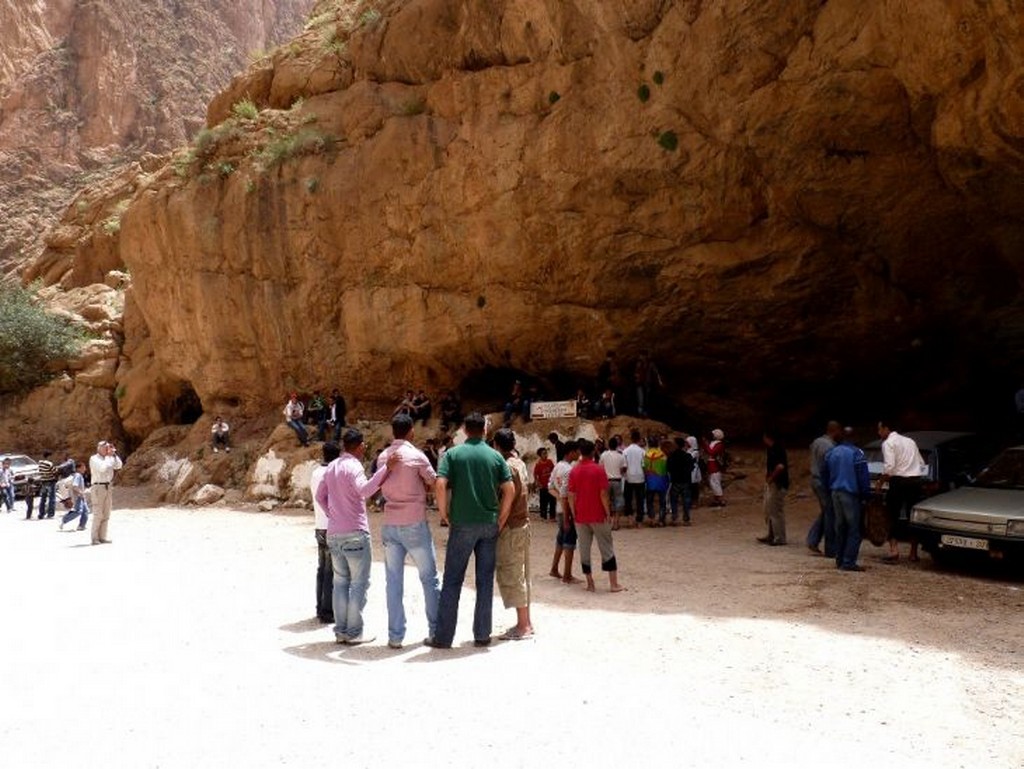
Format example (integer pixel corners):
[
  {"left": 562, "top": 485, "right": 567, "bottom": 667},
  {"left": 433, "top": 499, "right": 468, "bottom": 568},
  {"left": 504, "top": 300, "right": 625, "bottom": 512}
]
[
  {"left": 283, "top": 393, "right": 309, "bottom": 447},
  {"left": 88, "top": 441, "right": 123, "bottom": 545},
  {"left": 600, "top": 436, "right": 627, "bottom": 530},
  {"left": 310, "top": 442, "right": 340, "bottom": 623},
  {"left": 622, "top": 429, "right": 647, "bottom": 529},
  {"left": 548, "top": 440, "right": 580, "bottom": 583},
  {"left": 878, "top": 420, "right": 926, "bottom": 562}
]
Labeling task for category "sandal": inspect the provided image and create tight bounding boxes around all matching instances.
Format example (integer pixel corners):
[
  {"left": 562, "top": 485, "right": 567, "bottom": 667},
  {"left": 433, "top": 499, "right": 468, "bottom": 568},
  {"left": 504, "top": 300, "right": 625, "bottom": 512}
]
[{"left": 499, "top": 627, "right": 534, "bottom": 641}]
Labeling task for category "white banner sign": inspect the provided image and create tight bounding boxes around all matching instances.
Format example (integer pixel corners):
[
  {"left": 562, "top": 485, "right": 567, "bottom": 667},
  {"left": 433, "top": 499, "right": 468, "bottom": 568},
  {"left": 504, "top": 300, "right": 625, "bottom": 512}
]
[{"left": 529, "top": 400, "right": 578, "bottom": 420}]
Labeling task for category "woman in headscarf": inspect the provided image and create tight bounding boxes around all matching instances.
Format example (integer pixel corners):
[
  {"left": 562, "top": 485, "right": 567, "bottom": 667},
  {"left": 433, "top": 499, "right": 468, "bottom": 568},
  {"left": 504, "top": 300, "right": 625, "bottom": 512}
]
[
  {"left": 706, "top": 429, "right": 726, "bottom": 507},
  {"left": 685, "top": 435, "right": 702, "bottom": 509}
]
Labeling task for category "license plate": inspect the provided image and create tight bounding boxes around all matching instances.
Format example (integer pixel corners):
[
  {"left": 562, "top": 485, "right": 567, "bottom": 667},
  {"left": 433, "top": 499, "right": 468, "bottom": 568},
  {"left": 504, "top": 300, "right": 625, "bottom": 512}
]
[{"left": 940, "top": 534, "right": 989, "bottom": 551}]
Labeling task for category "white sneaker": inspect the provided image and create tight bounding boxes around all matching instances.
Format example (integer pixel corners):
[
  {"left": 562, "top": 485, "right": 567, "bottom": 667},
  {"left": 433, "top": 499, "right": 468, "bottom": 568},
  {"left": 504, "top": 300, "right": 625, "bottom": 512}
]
[
  {"left": 213, "top": 448, "right": 219, "bottom": 453},
  {"left": 345, "top": 634, "right": 376, "bottom": 645}
]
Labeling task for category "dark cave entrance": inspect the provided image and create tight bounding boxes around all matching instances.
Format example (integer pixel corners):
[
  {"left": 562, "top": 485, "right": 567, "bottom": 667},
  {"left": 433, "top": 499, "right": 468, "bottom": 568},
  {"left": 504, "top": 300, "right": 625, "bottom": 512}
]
[{"left": 161, "top": 381, "right": 204, "bottom": 426}]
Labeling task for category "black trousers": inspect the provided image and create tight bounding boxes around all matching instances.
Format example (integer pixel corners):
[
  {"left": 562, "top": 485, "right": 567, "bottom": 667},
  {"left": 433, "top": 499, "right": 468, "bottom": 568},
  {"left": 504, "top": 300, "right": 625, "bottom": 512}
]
[
  {"left": 315, "top": 529, "right": 333, "bottom": 620},
  {"left": 885, "top": 476, "right": 923, "bottom": 540},
  {"left": 538, "top": 488, "right": 556, "bottom": 520},
  {"left": 624, "top": 482, "right": 646, "bottom": 522}
]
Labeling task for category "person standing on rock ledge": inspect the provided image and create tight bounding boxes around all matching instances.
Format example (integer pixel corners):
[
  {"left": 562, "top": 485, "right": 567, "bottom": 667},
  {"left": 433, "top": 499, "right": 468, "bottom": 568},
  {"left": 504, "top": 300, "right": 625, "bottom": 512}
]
[
  {"left": 89, "top": 441, "right": 122, "bottom": 545},
  {"left": 283, "top": 393, "right": 309, "bottom": 447}
]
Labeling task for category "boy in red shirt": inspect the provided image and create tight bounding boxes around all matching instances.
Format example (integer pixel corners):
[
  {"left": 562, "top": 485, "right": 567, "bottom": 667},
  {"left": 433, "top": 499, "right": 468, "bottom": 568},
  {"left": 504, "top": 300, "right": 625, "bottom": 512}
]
[
  {"left": 533, "top": 447, "right": 555, "bottom": 521},
  {"left": 568, "top": 439, "right": 625, "bottom": 593}
]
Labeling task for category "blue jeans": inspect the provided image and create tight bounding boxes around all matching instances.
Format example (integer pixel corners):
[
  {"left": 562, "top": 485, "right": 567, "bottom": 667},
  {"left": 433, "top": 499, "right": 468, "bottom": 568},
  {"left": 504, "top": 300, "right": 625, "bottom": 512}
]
[
  {"left": 0, "top": 485, "right": 13, "bottom": 512},
  {"left": 647, "top": 487, "right": 669, "bottom": 522},
  {"left": 831, "top": 490, "right": 863, "bottom": 569},
  {"left": 669, "top": 482, "right": 692, "bottom": 522},
  {"left": 61, "top": 497, "right": 89, "bottom": 528},
  {"left": 435, "top": 522, "right": 498, "bottom": 646},
  {"left": 287, "top": 419, "right": 309, "bottom": 446},
  {"left": 806, "top": 478, "right": 836, "bottom": 556},
  {"left": 383, "top": 520, "right": 441, "bottom": 644},
  {"left": 327, "top": 531, "right": 372, "bottom": 640},
  {"left": 38, "top": 481, "right": 57, "bottom": 518}
]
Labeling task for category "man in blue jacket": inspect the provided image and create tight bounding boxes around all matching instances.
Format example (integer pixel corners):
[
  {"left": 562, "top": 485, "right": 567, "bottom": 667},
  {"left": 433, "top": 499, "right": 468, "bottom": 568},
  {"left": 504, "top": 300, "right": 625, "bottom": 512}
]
[{"left": 821, "top": 435, "right": 871, "bottom": 572}]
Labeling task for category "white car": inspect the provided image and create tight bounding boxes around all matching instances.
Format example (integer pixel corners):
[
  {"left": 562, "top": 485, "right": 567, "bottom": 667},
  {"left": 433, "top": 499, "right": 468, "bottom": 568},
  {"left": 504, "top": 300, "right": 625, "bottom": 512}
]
[
  {"left": 910, "top": 446, "right": 1024, "bottom": 564},
  {"left": 0, "top": 454, "right": 41, "bottom": 498}
]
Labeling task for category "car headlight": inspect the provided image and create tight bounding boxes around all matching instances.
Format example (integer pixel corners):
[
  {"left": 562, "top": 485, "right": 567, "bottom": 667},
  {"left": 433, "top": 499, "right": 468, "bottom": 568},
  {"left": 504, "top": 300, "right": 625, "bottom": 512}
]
[
  {"left": 910, "top": 508, "right": 932, "bottom": 524},
  {"left": 1007, "top": 520, "right": 1024, "bottom": 537}
]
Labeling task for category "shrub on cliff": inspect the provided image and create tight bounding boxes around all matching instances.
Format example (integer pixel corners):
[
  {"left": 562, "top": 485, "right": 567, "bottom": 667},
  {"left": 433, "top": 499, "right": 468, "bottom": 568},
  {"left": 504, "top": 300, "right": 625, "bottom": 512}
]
[{"left": 0, "top": 285, "right": 84, "bottom": 394}]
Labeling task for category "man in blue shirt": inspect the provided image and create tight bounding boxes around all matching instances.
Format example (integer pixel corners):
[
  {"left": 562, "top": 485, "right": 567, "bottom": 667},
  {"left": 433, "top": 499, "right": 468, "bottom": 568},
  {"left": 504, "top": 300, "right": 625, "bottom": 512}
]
[{"left": 821, "top": 436, "right": 871, "bottom": 572}]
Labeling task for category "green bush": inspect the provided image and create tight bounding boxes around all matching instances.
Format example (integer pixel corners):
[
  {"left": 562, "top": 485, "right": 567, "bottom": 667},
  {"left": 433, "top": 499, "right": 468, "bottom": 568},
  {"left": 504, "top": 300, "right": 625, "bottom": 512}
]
[
  {"left": 0, "top": 285, "right": 84, "bottom": 394},
  {"left": 637, "top": 84, "right": 651, "bottom": 102},
  {"left": 254, "top": 128, "right": 336, "bottom": 169},
  {"left": 653, "top": 70, "right": 665, "bottom": 86},
  {"left": 657, "top": 130, "right": 679, "bottom": 151},
  {"left": 232, "top": 98, "right": 259, "bottom": 121},
  {"left": 548, "top": 91, "right": 561, "bottom": 105}
]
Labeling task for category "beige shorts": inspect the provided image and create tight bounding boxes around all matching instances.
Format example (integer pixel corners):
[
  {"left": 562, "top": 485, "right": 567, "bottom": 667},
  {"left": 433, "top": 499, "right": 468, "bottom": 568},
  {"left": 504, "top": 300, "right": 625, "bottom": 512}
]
[{"left": 496, "top": 524, "right": 531, "bottom": 609}]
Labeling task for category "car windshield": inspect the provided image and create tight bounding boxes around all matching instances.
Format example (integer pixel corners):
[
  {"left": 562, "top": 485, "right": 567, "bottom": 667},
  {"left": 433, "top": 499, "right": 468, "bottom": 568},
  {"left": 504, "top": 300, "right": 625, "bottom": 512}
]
[
  {"left": 5, "top": 456, "right": 35, "bottom": 469},
  {"left": 973, "top": 449, "right": 1024, "bottom": 490}
]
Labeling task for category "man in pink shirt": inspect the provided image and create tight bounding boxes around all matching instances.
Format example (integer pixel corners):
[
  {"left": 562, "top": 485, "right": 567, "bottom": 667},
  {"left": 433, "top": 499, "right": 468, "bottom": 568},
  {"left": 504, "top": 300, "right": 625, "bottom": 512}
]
[
  {"left": 376, "top": 413, "right": 441, "bottom": 649},
  {"left": 315, "top": 427, "right": 394, "bottom": 645}
]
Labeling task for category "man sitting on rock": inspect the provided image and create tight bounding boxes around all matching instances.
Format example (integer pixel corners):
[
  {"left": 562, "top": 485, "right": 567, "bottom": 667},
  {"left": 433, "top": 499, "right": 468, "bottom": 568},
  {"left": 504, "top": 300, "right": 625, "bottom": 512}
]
[
  {"left": 211, "top": 416, "right": 231, "bottom": 453},
  {"left": 283, "top": 393, "right": 309, "bottom": 447}
]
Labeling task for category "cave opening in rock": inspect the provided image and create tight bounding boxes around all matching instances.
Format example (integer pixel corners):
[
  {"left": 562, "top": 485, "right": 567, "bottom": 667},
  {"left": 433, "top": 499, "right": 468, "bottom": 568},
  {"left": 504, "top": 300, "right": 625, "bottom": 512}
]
[
  {"left": 161, "top": 381, "right": 203, "bottom": 426},
  {"left": 458, "top": 366, "right": 586, "bottom": 413}
]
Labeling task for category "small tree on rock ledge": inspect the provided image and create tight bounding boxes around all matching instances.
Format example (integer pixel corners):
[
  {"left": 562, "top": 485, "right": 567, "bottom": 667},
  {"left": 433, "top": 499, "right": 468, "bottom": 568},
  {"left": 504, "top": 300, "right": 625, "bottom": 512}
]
[{"left": 0, "top": 284, "right": 84, "bottom": 395}]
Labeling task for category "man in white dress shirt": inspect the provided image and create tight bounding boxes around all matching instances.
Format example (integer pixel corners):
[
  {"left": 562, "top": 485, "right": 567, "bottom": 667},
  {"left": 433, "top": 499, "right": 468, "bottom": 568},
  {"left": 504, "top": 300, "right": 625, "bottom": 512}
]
[
  {"left": 89, "top": 441, "right": 123, "bottom": 545},
  {"left": 877, "top": 420, "right": 925, "bottom": 563}
]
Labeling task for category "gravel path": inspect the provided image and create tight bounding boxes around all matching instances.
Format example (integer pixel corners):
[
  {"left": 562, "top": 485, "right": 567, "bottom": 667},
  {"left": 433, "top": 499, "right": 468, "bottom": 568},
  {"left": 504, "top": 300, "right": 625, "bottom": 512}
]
[{"left": 1, "top": 486, "right": 1021, "bottom": 768}]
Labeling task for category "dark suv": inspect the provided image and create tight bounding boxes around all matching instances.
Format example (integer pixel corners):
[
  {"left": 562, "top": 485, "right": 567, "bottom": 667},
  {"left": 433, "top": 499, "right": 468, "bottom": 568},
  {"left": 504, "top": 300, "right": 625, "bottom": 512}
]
[{"left": 864, "top": 432, "right": 1000, "bottom": 497}]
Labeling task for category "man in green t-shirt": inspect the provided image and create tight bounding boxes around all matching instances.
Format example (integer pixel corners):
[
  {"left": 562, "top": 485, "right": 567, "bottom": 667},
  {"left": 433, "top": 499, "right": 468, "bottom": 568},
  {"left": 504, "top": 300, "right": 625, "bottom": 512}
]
[{"left": 428, "top": 412, "right": 514, "bottom": 649}]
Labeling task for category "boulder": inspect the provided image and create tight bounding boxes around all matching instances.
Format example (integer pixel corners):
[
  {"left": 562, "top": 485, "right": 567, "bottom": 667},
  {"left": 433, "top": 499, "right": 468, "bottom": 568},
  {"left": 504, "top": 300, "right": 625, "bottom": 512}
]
[{"left": 192, "top": 484, "right": 226, "bottom": 506}]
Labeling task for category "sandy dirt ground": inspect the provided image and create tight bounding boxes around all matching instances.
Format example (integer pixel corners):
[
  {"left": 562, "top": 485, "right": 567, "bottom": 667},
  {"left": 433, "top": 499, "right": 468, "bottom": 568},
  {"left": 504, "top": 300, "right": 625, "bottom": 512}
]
[{"left": 1, "top": 477, "right": 1022, "bottom": 769}]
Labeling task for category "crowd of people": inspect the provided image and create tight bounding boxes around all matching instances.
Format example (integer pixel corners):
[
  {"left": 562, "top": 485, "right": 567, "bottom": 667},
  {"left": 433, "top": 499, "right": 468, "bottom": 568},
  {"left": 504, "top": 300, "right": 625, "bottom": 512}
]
[
  {"left": 311, "top": 412, "right": 537, "bottom": 647},
  {"left": 308, "top": 409, "right": 756, "bottom": 647},
  {"left": 282, "top": 389, "right": 349, "bottom": 447},
  {"left": 0, "top": 441, "right": 124, "bottom": 545},
  {"left": 795, "top": 419, "right": 926, "bottom": 572}
]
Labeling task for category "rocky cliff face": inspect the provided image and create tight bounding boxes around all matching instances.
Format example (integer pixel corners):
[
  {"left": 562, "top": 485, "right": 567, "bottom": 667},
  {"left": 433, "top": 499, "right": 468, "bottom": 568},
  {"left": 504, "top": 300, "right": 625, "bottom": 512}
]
[
  {"left": 24, "top": 0, "right": 1024, "bottom": 450},
  {"left": 0, "top": 0, "right": 315, "bottom": 274}
]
